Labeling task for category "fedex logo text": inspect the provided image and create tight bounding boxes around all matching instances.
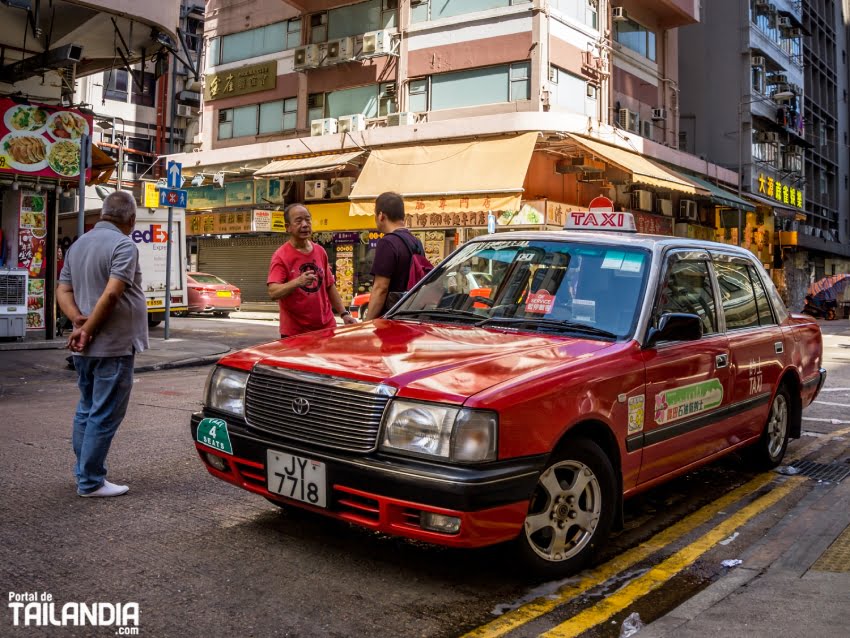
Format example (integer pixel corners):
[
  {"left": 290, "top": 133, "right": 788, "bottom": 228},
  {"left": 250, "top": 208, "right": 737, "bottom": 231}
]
[{"left": 132, "top": 225, "right": 169, "bottom": 244}]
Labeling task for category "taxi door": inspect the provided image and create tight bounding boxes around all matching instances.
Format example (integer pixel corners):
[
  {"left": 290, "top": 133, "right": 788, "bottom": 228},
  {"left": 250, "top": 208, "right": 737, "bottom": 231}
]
[
  {"left": 638, "top": 250, "right": 734, "bottom": 485},
  {"left": 711, "top": 254, "right": 786, "bottom": 441}
]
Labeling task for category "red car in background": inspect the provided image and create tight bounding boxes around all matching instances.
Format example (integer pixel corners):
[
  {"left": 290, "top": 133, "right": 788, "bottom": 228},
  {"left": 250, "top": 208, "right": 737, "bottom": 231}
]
[{"left": 184, "top": 272, "right": 241, "bottom": 317}]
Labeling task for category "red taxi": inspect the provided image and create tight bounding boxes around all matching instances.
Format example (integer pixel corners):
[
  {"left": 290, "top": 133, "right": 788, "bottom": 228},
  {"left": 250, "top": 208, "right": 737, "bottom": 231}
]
[{"left": 191, "top": 212, "right": 825, "bottom": 576}]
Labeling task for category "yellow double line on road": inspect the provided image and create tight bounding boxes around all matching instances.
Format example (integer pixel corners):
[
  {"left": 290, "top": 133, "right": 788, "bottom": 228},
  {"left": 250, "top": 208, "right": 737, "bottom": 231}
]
[{"left": 464, "top": 427, "right": 850, "bottom": 638}]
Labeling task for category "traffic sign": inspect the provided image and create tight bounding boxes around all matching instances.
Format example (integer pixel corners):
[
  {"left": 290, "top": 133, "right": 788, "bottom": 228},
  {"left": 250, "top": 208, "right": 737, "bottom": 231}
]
[
  {"left": 159, "top": 188, "right": 188, "bottom": 208},
  {"left": 167, "top": 161, "right": 182, "bottom": 189}
]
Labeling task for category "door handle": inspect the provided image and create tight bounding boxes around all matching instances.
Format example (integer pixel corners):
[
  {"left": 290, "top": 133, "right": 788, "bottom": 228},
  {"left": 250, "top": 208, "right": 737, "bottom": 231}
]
[
  {"left": 775, "top": 341, "right": 784, "bottom": 354},
  {"left": 716, "top": 354, "right": 729, "bottom": 369}
]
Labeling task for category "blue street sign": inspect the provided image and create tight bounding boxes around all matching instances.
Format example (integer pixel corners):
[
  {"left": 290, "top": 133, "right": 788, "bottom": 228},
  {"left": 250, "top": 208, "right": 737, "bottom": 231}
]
[
  {"left": 167, "top": 161, "right": 182, "bottom": 189},
  {"left": 159, "top": 188, "right": 188, "bottom": 208}
]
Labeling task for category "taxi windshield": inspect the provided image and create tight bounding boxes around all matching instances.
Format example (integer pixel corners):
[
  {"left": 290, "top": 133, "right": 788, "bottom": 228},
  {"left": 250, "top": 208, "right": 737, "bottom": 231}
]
[{"left": 390, "top": 239, "right": 651, "bottom": 340}]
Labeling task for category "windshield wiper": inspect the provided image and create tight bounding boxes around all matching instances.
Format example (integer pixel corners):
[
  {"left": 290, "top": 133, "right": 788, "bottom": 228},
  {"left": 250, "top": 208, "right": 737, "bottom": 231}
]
[
  {"left": 390, "top": 308, "right": 484, "bottom": 323},
  {"left": 475, "top": 316, "right": 618, "bottom": 339}
]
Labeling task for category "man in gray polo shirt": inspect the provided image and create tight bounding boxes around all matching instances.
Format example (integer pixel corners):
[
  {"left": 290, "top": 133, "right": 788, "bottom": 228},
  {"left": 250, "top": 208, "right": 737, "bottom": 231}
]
[{"left": 57, "top": 190, "right": 148, "bottom": 497}]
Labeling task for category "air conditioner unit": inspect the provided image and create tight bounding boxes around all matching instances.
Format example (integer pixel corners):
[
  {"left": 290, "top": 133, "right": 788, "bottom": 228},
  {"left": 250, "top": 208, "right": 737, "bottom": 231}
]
[
  {"left": 769, "top": 73, "right": 788, "bottom": 84},
  {"left": 612, "top": 6, "right": 627, "bottom": 21},
  {"left": 329, "top": 177, "right": 356, "bottom": 199},
  {"left": 619, "top": 108, "right": 639, "bottom": 133},
  {"left": 0, "top": 268, "right": 27, "bottom": 340},
  {"left": 657, "top": 198, "right": 673, "bottom": 216},
  {"left": 338, "top": 114, "right": 366, "bottom": 133},
  {"left": 786, "top": 27, "right": 802, "bottom": 38},
  {"left": 326, "top": 37, "right": 355, "bottom": 63},
  {"left": 777, "top": 16, "right": 792, "bottom": 29},
  {"left": 294, "top": 44, "right": 320, "bottom": 70},
  {"left": 175, "top": 104, "right": 195, "bottom": 118},
  {"left": 752, "top": 55, "right": 766, "bottom": 67},
  {"left": 305, "top": 179, "right": 329, "bottom": 201},
  {"left": 786, "top": 145, "right": 803, "bottom": 155},
  {"left": 757, "top": 131, "right": 780, "bottom": 143},
  {"left": 680, "top": 200, "right": 699, "bottom": 221},
  {"left": 362, "top": 30, "right": 391, "bottom": 56},
  {"left": 310, "top": 117, "right": 338, "bottom": 136},
  {"left": 387, "top": 111, "right": 415, "bottom": 126},
  {"left": 632, "top": 189, "right": 653, "bottom": 211},
  {"left": 755, "top": 0, "right": 770, "bottom": 12},
  {"left": 651, "top": 107, "right": 667, "bottom": 120}
]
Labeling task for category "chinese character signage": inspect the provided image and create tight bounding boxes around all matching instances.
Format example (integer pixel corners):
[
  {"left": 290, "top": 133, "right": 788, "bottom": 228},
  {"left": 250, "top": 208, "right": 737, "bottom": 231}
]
[
  {"left": 187, "top": 211, "right": 254, "bottom": 235},
  {"left": 204, "top": 62, "right": 276, "bottom": 101},
  {"left": 0, "top": 98, "right": 92, "bottom": 180},
  {"left": 757, "top": 173, "right": 804, "bottom": 209}
]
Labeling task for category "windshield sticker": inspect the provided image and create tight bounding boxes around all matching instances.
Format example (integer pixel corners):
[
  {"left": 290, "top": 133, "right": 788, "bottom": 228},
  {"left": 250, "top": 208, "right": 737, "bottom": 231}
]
[
  {"left": 197, "top": 417, "right": 234, "bottom": 455},
  {"left": 621, "top": 253, "right": 644, "bottom": 273},
  {"left": 602, "top": 251, "right": 625, "bottom": 269},
  {"left": 628, "top": 395, "right": 645, "bottom": 433},
  {"left": 654, "top": 379, "right": 723, "bottom": 425},
  {"left": 526, "top": 290, "right": 555, "bottom": 314},
  {"left": 572, "top": 299, "right": 596, "bottom": 322}
]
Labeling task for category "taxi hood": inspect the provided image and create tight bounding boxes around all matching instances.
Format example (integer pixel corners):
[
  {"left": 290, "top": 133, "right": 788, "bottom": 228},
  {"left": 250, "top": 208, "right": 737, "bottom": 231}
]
[{"left": 220, "top": 319, "right": 620, "bottom": 403}]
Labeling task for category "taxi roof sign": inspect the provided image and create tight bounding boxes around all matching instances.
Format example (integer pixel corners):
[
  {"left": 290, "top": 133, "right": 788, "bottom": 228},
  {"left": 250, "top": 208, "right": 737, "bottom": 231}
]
[{"left": 564, "top": 208, "right": 637, "bottom": 232}]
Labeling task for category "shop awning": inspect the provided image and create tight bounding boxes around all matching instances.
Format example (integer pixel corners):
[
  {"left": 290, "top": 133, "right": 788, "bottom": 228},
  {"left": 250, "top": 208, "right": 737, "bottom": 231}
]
[
  {"left": 348, "top": 132, "right": 538, "bottom": 215},
  {"left": 566, "top": 134, "right": 710, "bottom": 195},
  {"left": 681, "top": 174, "right": 755, "bottom": 211},
  {"left": 254, "top": 151, "right": 365, "bottom": 178}
]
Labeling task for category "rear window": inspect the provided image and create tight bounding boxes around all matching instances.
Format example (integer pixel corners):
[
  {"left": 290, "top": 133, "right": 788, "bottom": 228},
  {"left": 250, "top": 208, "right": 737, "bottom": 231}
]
[{"left": 191, "top": 274, "right": 227, "bottom": 285}]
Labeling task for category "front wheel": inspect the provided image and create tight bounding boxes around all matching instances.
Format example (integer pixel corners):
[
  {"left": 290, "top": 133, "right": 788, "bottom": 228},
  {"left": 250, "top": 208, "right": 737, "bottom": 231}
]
[
  {"left": 515, "top": 438, "right": 616, "bottom": 578},
  {"left": 747, "top": 386, "right": 791, "bottom": 470}
]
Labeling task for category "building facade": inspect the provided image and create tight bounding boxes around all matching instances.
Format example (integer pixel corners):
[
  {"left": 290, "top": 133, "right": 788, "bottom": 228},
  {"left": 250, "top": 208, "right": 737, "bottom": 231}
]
[
  {"left": 680, "top": 0, "right": 850, "bottom": 308},
  {"left": 173, "top": 0, "right": 765, "bottom": 308}
]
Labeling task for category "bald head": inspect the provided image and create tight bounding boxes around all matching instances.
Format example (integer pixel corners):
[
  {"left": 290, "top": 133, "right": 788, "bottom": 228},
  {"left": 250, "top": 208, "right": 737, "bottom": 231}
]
[{"left": 101, "top": 190, "right": 137, "bottom": 226}]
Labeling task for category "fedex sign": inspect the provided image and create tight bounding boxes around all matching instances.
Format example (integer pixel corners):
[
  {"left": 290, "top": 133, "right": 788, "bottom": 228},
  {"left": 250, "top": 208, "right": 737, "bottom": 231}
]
[{"left": 131, "top": 224, "right": 169, "bottom": 244}]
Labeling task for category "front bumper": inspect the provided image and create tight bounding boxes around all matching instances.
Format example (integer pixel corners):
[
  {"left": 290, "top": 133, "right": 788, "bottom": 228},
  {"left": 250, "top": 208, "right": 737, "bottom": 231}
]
[{"left": 190, "top": 411, "right": 543, "bottom": 548}]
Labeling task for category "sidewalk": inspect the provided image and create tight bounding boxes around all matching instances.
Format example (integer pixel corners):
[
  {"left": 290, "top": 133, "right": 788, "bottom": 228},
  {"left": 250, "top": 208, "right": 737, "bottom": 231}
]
[
  {"left": 640, "top": 465, "right": 850, "bottom": 637},
  {"left": 0, "top": 335, "right": 230, "bottom": 375}
]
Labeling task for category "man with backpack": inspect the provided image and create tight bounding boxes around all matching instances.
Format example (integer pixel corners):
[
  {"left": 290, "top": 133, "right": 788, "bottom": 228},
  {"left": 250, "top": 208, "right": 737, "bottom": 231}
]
[{"left": 365, "top": 192, "right": 433, "bottom": 319}]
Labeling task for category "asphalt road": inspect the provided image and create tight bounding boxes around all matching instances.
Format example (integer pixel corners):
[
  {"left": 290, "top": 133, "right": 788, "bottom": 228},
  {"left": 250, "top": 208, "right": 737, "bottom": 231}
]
[{"left": 1, "top": 316, "right": 848, "bottom": 637}]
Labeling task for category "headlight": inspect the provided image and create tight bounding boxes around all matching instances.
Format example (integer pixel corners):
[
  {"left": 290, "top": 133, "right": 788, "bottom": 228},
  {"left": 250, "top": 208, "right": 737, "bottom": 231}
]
[
  {"left": 380, "top": 400, "right": 497, "bottom": 463},
  {"left": 204, "top": 366, "right": 249, "bottom": 416}
]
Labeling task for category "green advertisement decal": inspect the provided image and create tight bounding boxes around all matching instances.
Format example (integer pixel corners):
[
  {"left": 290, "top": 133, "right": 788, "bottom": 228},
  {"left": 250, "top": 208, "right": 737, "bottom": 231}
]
[
  {"left": 654, "top": 379, "right": 723, "bottom": 425},
  {"left": 196, "top": 418, "right": 233, "bottom": 455}
]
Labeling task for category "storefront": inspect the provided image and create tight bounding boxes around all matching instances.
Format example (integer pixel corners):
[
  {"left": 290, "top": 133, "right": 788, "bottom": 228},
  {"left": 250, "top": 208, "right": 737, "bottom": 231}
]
[{"left": 0, "top": 100, "right": 103, "bottom": 341}]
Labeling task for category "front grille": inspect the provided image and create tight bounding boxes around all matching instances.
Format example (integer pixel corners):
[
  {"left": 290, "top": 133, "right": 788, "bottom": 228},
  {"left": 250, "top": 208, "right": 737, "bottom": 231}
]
[{"left": 245, "top": 365, "right": 393, "bottom": 453}]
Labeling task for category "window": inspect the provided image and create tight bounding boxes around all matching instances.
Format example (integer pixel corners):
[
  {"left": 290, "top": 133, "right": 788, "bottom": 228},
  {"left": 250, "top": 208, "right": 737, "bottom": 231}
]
[
  {"left": 218, "top": 98, "right": 298, "bottom": 140},
  {"left": 308, "top": 93, "right": 325, "bottom": 123},
  {"left": 408, "top": 78, "right": 429, "bottom": 112},
  {"left": 549, "top": 0, "right": 598, "bottom": 30},
  {"left": 752, "top": 65, "right": 765, "bottom": 94},
  {"left": 749, "top": 266, "right": 775, "bottom": 325},
  {"left": 549, "top": 66, "right": 596, "bottom": 117},
  {"left": 131, "top": 71, "right": 157, "bottom": 108},
  {"left": 327, "top": 84, "right": 380, "bottom": 118},
  {"left": 412, "top": 0, "right": 530, "bottom": 23},
  {"left": 613, "top": 17, "right": 656, "bottom": 62},
  {"left": 714, "top": 262, "right": 760, "bottom": 330},
  {"left": 104, "top": 69, "right": 129, "bottom": 102},
  {"left": 124, "top": 136, "right": 153, "bottom": 176},
  {"left": 656, "top": 260, "right": 718, "bottom": 335},
  {"left": 430, "top": 62, "right": 531, "bottom": 111},
  {"left": 319, "top": 0, "right": 395, "bottom": 42},
  {"left": 211, "top": 19, "right": 301, "bottom": 66}
]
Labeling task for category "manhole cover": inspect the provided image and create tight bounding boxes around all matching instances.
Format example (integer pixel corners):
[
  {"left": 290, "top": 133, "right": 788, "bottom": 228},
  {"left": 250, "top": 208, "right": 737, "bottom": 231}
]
[{"left": 790, "top": 460, "right": 850, "bottom": 483}]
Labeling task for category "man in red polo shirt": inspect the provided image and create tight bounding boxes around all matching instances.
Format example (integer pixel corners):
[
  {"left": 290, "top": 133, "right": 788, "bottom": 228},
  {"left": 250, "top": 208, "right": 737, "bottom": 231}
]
[{"left": 267, "top": 203, "right": 357, "bottom": 338}]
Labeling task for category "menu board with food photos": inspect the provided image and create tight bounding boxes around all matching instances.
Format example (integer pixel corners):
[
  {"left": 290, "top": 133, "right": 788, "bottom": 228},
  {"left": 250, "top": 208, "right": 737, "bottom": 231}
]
[
  {"left": 17, "top": 190, "right": 47, "bottom": 329},
  {"left": 335, "top": 244, "right": 355, "bottom": 304},
  {"left": 0, "top": 98, "right": 92, "bottom": 179},
  {"left": 413, "top": 230, "right": 446, "bottom": 266}
]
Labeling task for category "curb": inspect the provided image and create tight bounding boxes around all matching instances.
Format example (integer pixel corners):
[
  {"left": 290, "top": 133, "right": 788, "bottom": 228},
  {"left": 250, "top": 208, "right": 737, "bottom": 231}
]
[{"left": 134, "top": 352, "right": 229, "bottom": 373}]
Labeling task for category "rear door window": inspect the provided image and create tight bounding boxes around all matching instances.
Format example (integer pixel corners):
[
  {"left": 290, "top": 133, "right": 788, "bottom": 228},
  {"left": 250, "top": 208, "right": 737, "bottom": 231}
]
[
  {"left": 656, "top": 259, "right": 718, "bottom": 335},
  {"left": 714, "top": 262, "right": 759, "bottom": 329}
]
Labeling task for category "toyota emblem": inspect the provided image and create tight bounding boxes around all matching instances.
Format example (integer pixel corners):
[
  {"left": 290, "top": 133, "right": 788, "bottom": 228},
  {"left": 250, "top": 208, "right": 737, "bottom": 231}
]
[{"left": 292, "top": 397, "right": 310, "bottom": 416}]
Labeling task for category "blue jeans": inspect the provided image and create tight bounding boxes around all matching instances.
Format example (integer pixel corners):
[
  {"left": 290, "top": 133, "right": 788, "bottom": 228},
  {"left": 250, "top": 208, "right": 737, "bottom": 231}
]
[{"left": 72, "top": 355, "right": 135, "bottom": 494}]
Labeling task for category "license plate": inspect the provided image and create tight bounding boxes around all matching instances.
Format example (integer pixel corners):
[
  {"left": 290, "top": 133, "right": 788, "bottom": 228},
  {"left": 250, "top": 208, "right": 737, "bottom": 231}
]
[
  {"left": 216, "top": 291, "right": 231, "bottom": 297},
  {"left": 266, "top": 450, "right": 327, "bottom": 508}
]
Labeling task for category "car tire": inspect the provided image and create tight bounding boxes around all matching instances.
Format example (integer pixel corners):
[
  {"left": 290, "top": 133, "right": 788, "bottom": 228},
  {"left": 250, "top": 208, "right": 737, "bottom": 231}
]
[
  {"left": 514, "top": 438, "right": 616, "bottom": 578},
  {"left": 147, "top": 316, "right": 162, "bottom": 328},
  {"left": 214, "top": 312, "right": 230, "bottom": 318},
  {"left": 747, "top": 385, "right": 791, "bottom": 470}
]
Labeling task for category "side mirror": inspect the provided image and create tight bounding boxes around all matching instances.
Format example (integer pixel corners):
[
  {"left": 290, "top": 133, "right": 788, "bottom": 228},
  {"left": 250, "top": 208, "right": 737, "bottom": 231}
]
[{"left": 646, "top": 313, "right": 703, "bottom": 348}]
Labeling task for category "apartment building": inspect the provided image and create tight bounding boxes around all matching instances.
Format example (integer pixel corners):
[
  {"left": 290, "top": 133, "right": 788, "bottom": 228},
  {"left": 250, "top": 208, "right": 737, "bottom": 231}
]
[
  {"left": 172, "top": 0, "right": 756, "bottom": 306},
  {"left": 679, "top": 0, "right": 850, "bottom": 307}
]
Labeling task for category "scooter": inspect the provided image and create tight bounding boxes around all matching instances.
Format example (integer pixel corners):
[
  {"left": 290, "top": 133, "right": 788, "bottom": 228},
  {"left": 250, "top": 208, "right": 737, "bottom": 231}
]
[{"left": 802, "top": 295, "right": 837, "bottom": 320}]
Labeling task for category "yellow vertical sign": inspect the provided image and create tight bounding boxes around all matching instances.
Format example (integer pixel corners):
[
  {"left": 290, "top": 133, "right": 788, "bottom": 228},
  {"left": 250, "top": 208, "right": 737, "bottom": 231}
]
[{"left": 143, "top": 182, "right": 160, "bottom": 208}]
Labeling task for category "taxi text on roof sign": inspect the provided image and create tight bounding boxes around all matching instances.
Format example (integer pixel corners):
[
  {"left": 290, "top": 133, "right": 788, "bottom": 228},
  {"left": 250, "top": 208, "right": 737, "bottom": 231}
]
[{"left": 564, "top": 211, "right": 637, "bottom": 232}]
